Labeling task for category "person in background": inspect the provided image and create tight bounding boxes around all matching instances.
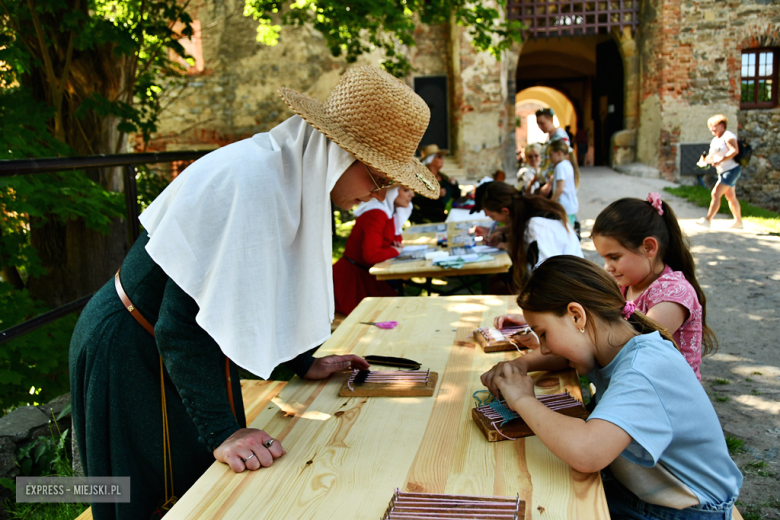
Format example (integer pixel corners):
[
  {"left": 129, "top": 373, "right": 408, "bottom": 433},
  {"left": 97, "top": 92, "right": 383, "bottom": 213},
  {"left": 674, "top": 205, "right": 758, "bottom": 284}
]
[
  {"left": 517, "top": 143, "right": 542, "bottom": 194},
  {"left": 696, "top": 114, "right": 743, "bottom": 230},
  {"left": 411, "top": 144, "right": 459, "bottom": 222},
  {"left": 576, "top": 126, "right": 589, "bottom": 165},
  {"left": 333, "top": 186, "right": 415, "bottom": 315},
  {"left": 479, "top": 182, "right": 582, "bottom": 294},
  {"left": 493, "top": 169, "right": 507, "bottom": 183},
  {"left": 547, "top": 139, "right": 580, "bottom": 227},
  {"left": 532, "top": 108, "right": 571, "bottom": 197}
]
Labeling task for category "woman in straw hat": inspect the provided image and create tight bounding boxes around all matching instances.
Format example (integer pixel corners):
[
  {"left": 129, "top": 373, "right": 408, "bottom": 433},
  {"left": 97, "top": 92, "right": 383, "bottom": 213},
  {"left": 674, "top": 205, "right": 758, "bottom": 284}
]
[{"left": 69, "top": 66, "right": 439, "bottom": 520}]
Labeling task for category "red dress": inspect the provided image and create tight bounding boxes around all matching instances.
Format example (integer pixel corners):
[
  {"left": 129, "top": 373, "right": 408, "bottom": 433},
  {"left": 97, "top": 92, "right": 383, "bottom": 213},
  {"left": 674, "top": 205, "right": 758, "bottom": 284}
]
[{"left": 333, "top": 209, "right": 401, "bottom": 315}]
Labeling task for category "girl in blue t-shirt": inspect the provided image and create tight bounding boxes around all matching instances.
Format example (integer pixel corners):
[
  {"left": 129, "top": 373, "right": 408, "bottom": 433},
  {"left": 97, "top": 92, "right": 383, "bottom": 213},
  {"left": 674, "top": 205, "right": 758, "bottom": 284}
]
[{"left": 481, "top": 255, "right": 742, "bottom": 519}]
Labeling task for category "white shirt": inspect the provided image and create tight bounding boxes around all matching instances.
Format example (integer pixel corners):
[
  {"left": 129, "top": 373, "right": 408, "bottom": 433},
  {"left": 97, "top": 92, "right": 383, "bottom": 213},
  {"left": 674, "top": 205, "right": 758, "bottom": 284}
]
[
  {"left": 525, "top": 216, "right": 582, "bottom": 272},
  {"left": 552, "top": 160, "right": 579, "bottom": 216},
  {"left": 709, "top": 130, "right": 738, "bottom": 174}
]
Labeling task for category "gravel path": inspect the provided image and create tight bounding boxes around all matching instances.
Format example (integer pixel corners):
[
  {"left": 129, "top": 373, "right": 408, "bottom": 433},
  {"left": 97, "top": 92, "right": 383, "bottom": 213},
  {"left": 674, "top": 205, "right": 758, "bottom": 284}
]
[{"left": 579, "top": 167, "right": 780, "bottom": 519}]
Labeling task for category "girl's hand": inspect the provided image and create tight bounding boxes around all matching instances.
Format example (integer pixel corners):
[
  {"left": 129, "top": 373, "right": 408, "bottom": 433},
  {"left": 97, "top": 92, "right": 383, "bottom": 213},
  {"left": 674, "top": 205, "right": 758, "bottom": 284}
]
[
  {"left": 392, "top": 245, "right": 404, "bottom": 254},
  {"left": 494, "top": 362, "right": 536, "bottom": 407},
  {"left": 304, "top": 355, "right": 370, "bottom": 380},
  {"left": 213, "top": 428, "right": 286, "bottom": 472},
  {"left": 539, "top": 183, "right": 552, "bottom": 197},
  {"left": 392, "top": 240, "right": 403, "bottom": 247},
  {"left": 474, "top": 226, "right": 491, "bottom": 238},
  {"left": 493, "top": 314, "right": 526, "bottom": 329},
  {"left": 515, "top": 332, "right": 540, "bottom": 349},
  {"left": 481, "top": 358, "right": 528, "bottom": 397}
]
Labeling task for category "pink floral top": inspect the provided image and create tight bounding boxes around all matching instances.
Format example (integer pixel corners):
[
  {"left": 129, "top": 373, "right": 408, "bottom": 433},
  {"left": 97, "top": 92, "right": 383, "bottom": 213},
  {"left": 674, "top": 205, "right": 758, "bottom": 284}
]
[{"left": 623, "top": 265, "right": 703, "bottom": 380}]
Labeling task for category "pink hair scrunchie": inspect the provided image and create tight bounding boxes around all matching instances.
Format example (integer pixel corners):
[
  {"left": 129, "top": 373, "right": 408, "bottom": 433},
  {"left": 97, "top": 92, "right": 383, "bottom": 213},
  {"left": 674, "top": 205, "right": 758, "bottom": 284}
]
[
  {"left": 622, "top": 301, "right": 637, "bottom": 321},
  {"left": 647, "top": 192, "right": 664, "bottom": 216}
]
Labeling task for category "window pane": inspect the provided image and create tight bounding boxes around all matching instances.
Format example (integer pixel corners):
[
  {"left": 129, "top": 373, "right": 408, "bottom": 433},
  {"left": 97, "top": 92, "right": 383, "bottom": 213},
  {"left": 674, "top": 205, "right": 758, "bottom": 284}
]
[
  {"left": 759, "top": 52, "right": 772, "bottom": 76},
  {"left": 758, "top": 79, "right": 772, "bottom": 102},
  {"left": 742, "top": 53, "right": 754, "bottom": 77},
  {"left": 742, "top": 80, "right": 755, "bottom": 103}
]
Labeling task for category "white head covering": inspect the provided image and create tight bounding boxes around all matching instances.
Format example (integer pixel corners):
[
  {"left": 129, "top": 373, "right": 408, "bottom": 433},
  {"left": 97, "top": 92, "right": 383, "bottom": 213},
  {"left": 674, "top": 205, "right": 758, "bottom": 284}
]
[
  {"left": 353, "top": 186, "right": 413, "bottom": 235},
  {"left": 139, "top": 116, "right": 355, "bottom": 379}
]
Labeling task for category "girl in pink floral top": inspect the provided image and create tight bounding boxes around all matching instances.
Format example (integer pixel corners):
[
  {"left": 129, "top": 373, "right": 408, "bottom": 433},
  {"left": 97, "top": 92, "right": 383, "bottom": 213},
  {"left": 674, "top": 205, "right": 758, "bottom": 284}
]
[{"left": 591, "top": 194, "right": 717, "bottom": 380}]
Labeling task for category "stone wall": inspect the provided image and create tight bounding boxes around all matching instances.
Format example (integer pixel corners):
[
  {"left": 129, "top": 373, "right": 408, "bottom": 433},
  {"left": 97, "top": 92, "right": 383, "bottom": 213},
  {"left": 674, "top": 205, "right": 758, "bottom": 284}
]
[
  {"left": 637, "top": 0, "right": 780, "bottom": 207},
  {"left": 148, "top": 0, "right": 384, "bottom": 152},
  {"left": 739, "top": 108, "right": 780, "bottom": 211}
]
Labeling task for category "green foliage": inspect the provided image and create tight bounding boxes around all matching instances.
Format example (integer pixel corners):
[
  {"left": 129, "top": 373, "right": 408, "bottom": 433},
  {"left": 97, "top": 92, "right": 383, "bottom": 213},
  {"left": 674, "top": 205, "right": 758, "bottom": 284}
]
[
  {"left": 0, "top": 282, "right": 77, "bottom": 410},
  {"left": 4, "top": 424, "right": 89, "bottom": 520},
  {"left": 663, "top": 186, "right": 780, "bottom": 233},
  {"left": 725, "top": 435, "right": 745, "bottom": 455},
  {"left": 0, "top": 0, "right": 195, "bottom": 413},
  {"left": 715, "top": 395, "right": 729, "bottom": 403},
  {"left": 243, "top": 0, "right": 524, "bottom": 77},
  {"left": 713, "top": 378, "right": 731, "bottom": 385},
  {"left": 135, "top": 165, "right": 171, "bottom": 212}
]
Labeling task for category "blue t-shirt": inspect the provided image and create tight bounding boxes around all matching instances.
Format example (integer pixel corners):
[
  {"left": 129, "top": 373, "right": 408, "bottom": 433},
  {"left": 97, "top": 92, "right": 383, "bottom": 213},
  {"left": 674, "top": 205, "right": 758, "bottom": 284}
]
[
  {"left": 588, "top": 332, "right": 742, "bottom": 506},
  {"left": 552, "top": 160, "right": 578, "bottom": 216}
]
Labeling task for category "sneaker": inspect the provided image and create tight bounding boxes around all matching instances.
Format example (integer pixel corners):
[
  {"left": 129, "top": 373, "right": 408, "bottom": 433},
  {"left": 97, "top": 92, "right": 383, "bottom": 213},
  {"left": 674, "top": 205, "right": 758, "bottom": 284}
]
[
  {"left": 729, "top": 221, "right": 744, "bottom": 229},
  {"left": 695, "top": 217, "right": 711, "bottom": 228}
]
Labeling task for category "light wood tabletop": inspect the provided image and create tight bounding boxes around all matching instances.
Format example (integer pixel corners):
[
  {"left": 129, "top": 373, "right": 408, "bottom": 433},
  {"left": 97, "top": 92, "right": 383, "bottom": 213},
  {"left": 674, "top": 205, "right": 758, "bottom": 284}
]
[
  {"left": 371, "top": 219, "right": 512, "bottom": 281},
  {"left": 166, "top": 296, "right": 609, "bottom": 520}
]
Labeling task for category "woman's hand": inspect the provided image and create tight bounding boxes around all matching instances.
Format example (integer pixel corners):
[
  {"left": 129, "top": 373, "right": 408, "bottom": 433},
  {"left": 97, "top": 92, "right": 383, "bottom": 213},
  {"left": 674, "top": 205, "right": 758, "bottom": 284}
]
[
  {"left": 481, "top": 357, "right": 528, "bottom": 397},
  {"left": 493, "top": 313, "right": 526, "bottom": 330},
  {"left": 304, "top": 354, "right": 370, "bottom": 380},
  {"left": 494, "top": 362, "right": 536, "bottom": 409},
  {"left": 213, "top": 428, "right": 285, "bottom": 472}
]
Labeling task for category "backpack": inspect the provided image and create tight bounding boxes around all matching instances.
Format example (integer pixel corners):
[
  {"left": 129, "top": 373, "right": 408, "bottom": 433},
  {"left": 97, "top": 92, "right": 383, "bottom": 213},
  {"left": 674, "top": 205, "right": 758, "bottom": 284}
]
[{"left": 734, "top": 139, "right": 753, "bottom": 167}]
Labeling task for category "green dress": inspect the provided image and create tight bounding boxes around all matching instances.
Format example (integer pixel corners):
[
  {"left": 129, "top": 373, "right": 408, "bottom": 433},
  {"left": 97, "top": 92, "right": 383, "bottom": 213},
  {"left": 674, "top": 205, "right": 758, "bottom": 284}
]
[{"left": 70, "top": 234, "right": 315, "bottom": 519}]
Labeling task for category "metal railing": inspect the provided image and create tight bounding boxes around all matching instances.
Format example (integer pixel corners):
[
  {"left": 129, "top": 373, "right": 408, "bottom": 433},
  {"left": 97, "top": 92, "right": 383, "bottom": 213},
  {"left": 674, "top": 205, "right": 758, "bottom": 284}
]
[{"left": 0, "top": 150, "right": 213, "bottom": 345}]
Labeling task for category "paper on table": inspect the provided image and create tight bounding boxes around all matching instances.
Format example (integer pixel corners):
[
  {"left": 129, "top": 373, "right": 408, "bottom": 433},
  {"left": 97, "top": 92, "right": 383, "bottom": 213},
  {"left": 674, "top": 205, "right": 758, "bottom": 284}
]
[
  {"left": 425, "top": 251, "right": 449, "bottom": 261},
  {"left": 432, "top": 254, "right": 480, "bottom": 264},
  {"left": 402, "top": 245, "right": 429, "bottom": 253},
  {"left": 471, "top": 245, "right": 500, "bottom": 254}
]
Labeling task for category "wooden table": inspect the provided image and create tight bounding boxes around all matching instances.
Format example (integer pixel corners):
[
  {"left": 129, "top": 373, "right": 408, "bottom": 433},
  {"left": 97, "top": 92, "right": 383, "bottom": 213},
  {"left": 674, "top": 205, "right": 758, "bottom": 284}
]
[
  {"left": 371, "top": 219, "right": 512, "bottom": 284},
  {"left": 166, "top": 296, "right": 609, "bottom": 520}
]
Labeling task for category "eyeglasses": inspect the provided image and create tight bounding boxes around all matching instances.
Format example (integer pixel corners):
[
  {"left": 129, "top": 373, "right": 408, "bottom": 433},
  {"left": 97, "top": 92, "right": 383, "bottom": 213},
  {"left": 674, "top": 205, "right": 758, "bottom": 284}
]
[{"left": 365, "top": 164, "right": 397, "bottom": 193}]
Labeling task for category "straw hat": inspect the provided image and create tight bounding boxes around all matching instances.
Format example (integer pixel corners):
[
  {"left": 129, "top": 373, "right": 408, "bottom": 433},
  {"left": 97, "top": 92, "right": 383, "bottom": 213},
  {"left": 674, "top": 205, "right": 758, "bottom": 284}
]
[
  {"left": 419, "top": 144, "right": 448, "bottom": 158},
  {"left": 278, "top": 66, "right": 440, "bottom": 199}
]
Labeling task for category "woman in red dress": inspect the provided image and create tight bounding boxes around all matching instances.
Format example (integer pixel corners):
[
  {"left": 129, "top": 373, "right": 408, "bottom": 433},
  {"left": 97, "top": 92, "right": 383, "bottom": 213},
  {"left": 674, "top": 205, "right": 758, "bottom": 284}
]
[{"left": 333, "top": 186, "right": 414, "bottom": 315}]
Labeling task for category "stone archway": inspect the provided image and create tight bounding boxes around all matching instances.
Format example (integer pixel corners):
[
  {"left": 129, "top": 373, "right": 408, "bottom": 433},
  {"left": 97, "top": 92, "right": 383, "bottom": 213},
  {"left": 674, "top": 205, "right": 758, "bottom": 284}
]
[{"left": 515, "top": 86, "right": 578, "bottom": 152}]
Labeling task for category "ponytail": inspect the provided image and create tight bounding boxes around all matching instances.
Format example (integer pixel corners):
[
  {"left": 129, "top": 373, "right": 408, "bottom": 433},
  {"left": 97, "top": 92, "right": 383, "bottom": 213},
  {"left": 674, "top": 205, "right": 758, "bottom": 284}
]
[
  {"left": 592, "top": 197, "right": 718, "bottom": 355},
  {"left": 481, "top": 182, "right": 568, "bottom": 291},
  {"left": 518, "top": 255, "right": 678, "bottom": 349}
]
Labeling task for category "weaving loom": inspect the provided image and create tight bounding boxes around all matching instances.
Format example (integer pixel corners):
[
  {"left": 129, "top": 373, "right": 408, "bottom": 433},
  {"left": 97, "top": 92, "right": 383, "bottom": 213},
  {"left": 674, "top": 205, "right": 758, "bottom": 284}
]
[
  {"left": 470, "top": 326, "right": 530, "bottom": 353},
  {"left": 339, "top": 369, "right": 438, "bottom": 397},
  {"left": 381, "top": 489, "right": 525, "bottom": 520},
  {"left": 472, "top": 392, "right": 589, "bottom": 442}
]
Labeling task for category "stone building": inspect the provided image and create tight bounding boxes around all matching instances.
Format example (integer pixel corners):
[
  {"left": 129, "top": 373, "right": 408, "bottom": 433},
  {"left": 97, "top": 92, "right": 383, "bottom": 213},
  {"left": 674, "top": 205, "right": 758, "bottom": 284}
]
[{"left": 151, "top": 0, "right": 780, "bottom": 210}]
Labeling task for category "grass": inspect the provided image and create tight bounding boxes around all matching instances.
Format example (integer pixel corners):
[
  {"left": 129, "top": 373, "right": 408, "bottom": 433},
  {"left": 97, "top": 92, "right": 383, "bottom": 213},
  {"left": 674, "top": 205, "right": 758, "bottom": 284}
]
[
  {"left": 742, "top": 460, "right": 773, "bottom": 478},
  {"left": 739, "top": 497, "right": 780, "bottom": 519},
  {"left": 752, "top": 389, "right": 762, "bottom": 396},
  {"left": 725, "top": 435, "right": 746, "bottom": 455},
  {"left": 745, "top": 377, "right": 754, "bottom": 382},
  {"left": 663, "top": 185, "right": 780, "bottom": 233},
  {"left": 752, "top": 371, "right": 763, "bottom": 376},
  {"left": 713, "top": 378, "right": 731, "bottom": 385},
  {"left": 715, "top": 395, "right": 729, "bottom": 403}
]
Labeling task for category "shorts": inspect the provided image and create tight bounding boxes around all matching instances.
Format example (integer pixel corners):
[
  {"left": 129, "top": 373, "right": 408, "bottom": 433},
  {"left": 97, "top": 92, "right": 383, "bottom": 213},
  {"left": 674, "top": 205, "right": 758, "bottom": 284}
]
[
  {"left": 602, "top": 469, "right": 737, "bottom": 520},
  {"left": 717, "top": 165, "right": 742, "bottom": 188}
]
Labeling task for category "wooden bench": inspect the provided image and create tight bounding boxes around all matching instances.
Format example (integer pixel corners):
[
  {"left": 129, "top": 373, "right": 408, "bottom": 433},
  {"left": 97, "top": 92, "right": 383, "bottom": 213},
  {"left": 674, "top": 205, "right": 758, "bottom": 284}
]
[{"left": 73, "top": 379, "right": 286, "bottom": 520}]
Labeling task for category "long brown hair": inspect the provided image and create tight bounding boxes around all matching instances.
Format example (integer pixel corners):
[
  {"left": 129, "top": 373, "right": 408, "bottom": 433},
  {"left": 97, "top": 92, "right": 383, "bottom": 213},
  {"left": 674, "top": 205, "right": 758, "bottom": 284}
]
[
  {"left": 481, "top": 182, "right": 568, "bottom": 290},
  {"left": 591, "top": 197, "right": 717, "bottom": 356},
  {"left": 518, "top": 255, "right": 677, "bottom": 349}
]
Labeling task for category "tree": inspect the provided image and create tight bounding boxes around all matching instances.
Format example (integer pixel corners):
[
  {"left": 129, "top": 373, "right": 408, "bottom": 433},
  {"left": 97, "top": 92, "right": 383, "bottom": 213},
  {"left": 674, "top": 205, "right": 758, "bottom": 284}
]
[
  {"left": 243, "top": 0, "right": 524, "bottom": 77},
  {"left": 0, "top": 0, "right": 194, "bottom": 409}
]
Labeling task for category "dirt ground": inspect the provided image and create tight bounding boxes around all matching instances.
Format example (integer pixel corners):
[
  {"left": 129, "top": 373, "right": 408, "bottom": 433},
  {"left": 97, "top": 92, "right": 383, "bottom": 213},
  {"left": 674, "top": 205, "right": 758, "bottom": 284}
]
[{"left": 578, "top": 167, "right": 780, "bottom": 519}]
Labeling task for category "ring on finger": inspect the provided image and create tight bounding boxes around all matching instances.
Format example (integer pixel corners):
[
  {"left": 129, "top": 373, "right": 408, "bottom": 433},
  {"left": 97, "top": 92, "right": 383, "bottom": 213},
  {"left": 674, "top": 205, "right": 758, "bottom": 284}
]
[
  {"left": 241, "top": 452, "right": 255, "bottom": 463},
  {"left": 264, "top": 439, "right": 274, "bottom": 449}
]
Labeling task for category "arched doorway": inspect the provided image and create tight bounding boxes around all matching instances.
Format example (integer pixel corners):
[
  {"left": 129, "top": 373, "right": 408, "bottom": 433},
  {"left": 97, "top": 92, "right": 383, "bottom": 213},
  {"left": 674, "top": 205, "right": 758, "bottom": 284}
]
[
  {"left": 514, "top": 35, "right": 625, "bottom": 166},
  {"left": 516, "top": 86, "right": 578, "bottom": 153}
]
